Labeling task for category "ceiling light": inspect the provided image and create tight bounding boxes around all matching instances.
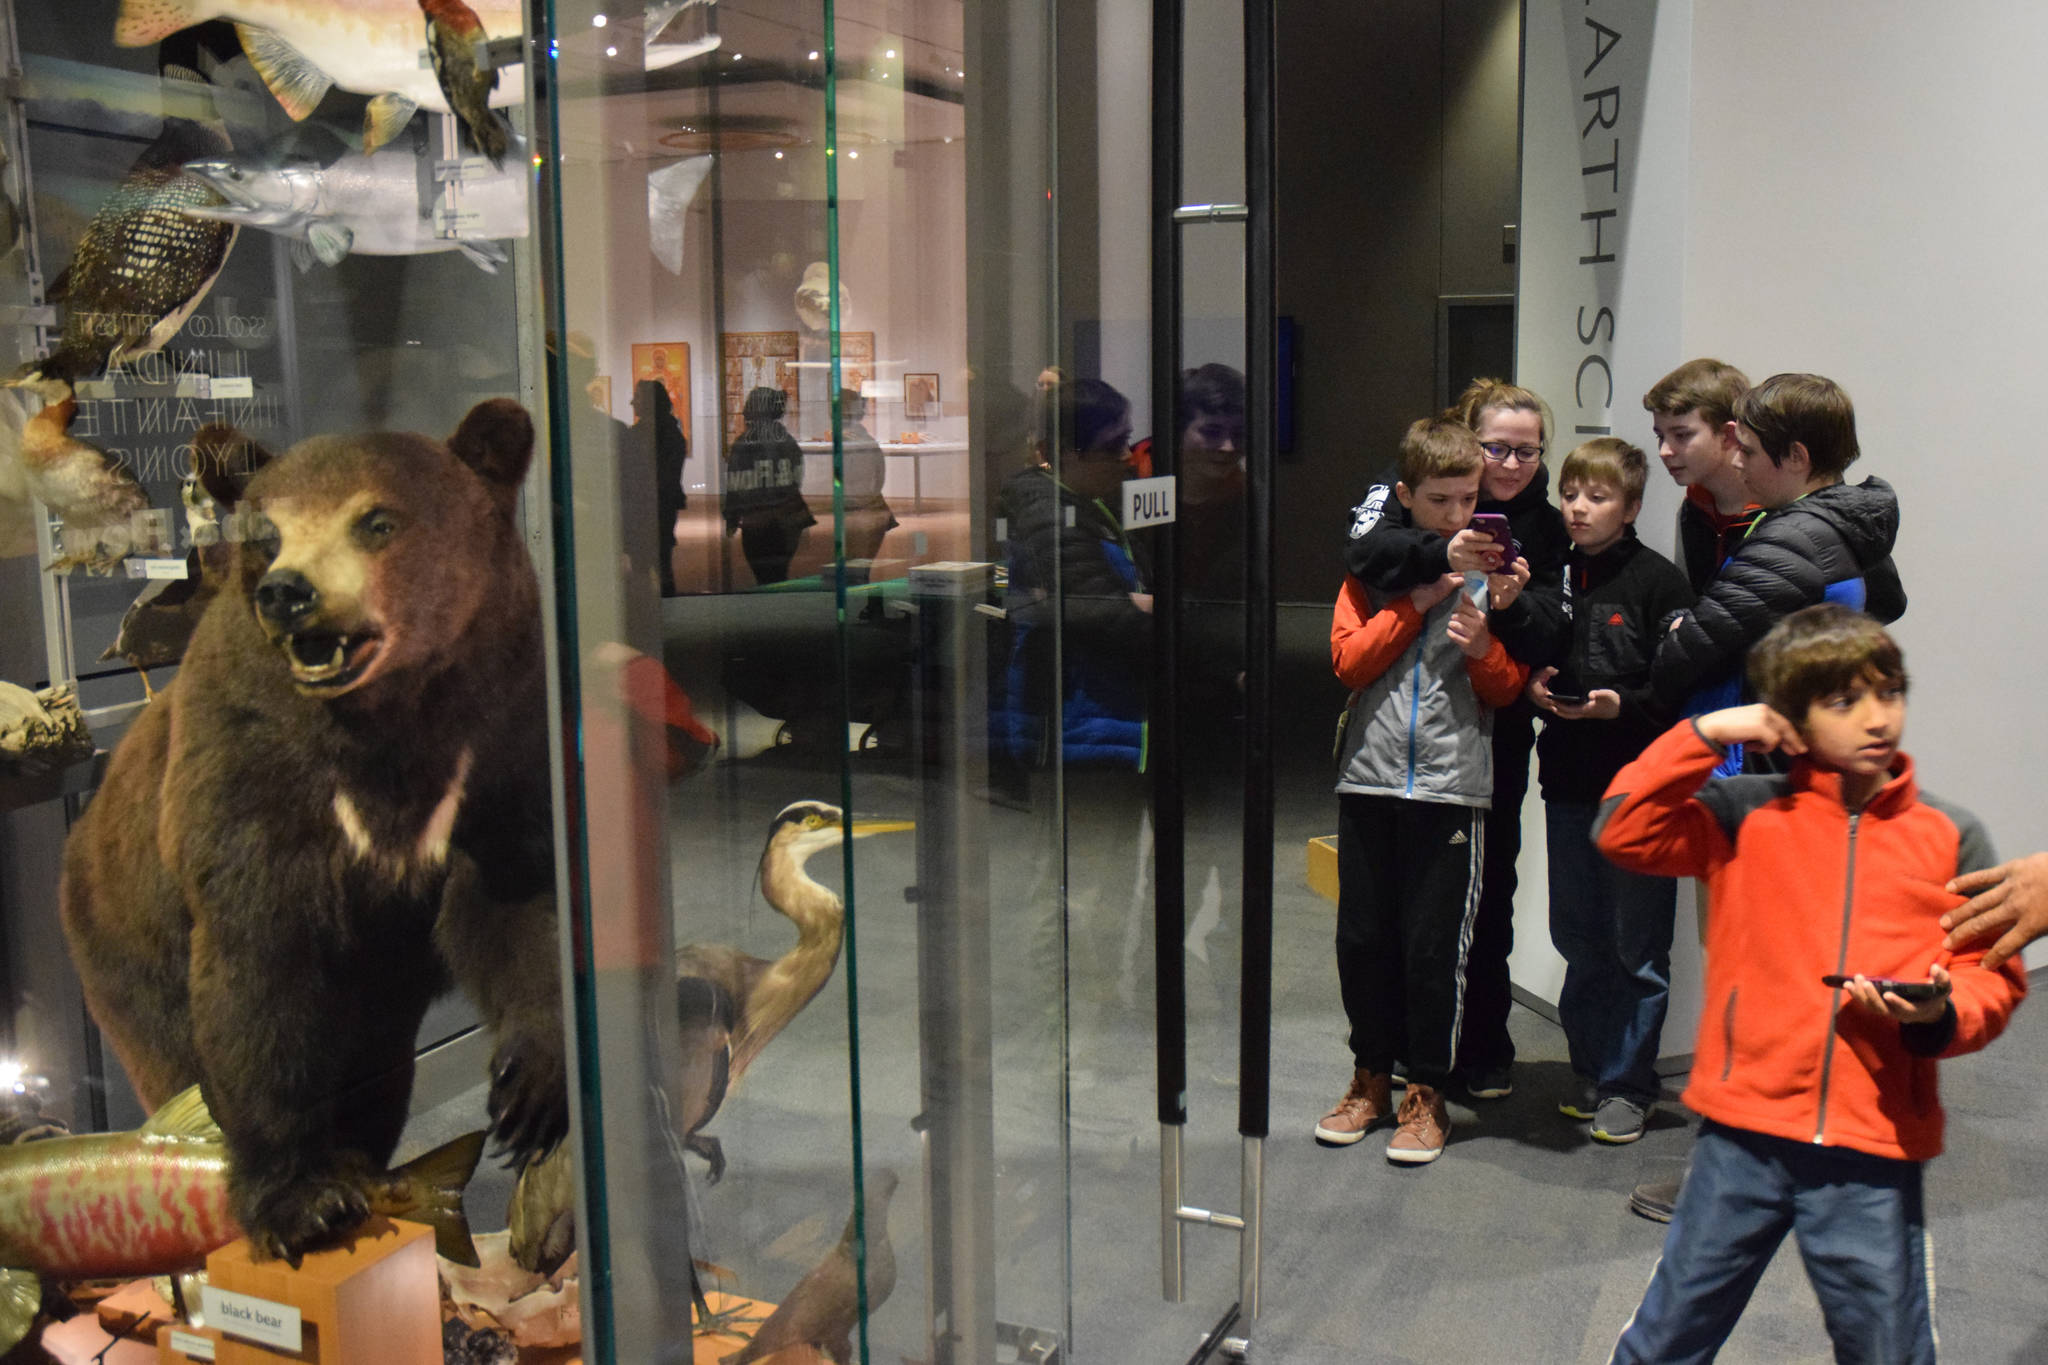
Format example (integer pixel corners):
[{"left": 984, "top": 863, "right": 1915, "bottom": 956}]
[
  {"left": 605, "top": 44, "right": 617, "bottom": 55},
  {"left": 592, "top": 13, "right": 607, "bottom": 26},
  {"left": 809, "top": 50, "right": 820, "bottom": 60},
  {"left": 848, "top": 149, "right": 858, "bottom": 159},
  {"left": 886, "top": 48, "right": 897, "bottom": 58},
  {"left": 733, "top": 52, "right": 743, "bottom": 60},
  {"left": 774, "top": 150, "right": 784, "bottom": 159}
]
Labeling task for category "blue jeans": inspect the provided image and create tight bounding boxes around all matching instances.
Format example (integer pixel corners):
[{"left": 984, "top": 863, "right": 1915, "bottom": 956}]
[
  {"left": 1610, "top": 1121, "right": 1935, "bottom": 1365},
  {"left": 1546, "top": 800, "right": 1676, "bottom": 1104}
]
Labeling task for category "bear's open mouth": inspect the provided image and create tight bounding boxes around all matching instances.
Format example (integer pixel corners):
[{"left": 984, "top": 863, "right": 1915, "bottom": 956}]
[{"left": 283, "top": 630, "right": 383, "bottom": 688}]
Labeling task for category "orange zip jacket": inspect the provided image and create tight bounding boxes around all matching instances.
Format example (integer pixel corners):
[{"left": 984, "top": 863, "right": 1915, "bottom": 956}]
[
  {"left": 1331, "top": 575, "right": 1529, "bottom": 806},
  {"left": 1331, "top": 577, "right": 1526, "bottom": 704},
  {"left": 1595, "top": 721, "right": 2026, "bottom": 1161}
]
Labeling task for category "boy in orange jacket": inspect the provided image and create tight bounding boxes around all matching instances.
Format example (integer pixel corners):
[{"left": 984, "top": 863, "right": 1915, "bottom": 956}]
[
  {"left": 1319, "top": 417, "right": 1529, "bottom": 1164},
  {"left": 1595, "top": 605, "right": 2025, "bottom": 1363}
]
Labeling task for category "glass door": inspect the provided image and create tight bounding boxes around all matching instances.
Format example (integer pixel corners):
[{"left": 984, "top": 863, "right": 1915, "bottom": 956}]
[{"left": 535, "top": 0, "right": 1272, "bottom": 1359}]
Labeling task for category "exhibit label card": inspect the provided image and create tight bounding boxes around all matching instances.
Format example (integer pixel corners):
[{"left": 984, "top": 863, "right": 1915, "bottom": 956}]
[
  {"left": 169, "top": 1328, "right": 217, "bottom": 1359},
  {"left": 201, "top": 1286, "right": 302, "bottom": 1352}
]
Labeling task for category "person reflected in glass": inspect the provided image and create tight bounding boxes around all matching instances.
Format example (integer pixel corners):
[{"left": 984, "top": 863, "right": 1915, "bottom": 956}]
[
  {"left": 632, "top": 378, "right": 689, "bottom": 595},
  {"left": 996, "top": 378, "right": 1153, "bottom": 1087},
  {"left": 723, "top": 385, "right": 815, "bottom": 586},
  {"left": 1172, "top": 364, "right": 1249, "bottom": 1084},
  {"left": 835, "top": 387, "right": 897, "bottom": 567}
]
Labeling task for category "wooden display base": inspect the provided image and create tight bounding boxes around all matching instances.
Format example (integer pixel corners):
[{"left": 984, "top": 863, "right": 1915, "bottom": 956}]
[{"left": 165, "top": 1216, "right": 440, "bottom": 1364}]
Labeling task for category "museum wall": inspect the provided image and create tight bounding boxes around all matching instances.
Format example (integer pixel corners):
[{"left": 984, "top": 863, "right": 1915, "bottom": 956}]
[
  {"left": 1680, "top": 0, "right": 2048, "bottom": 963},
  {"left": 1273, "top": 0, "right": 1522, "bottom": 604},
  {"left": 583, "top": 78, "right": 969, "bottom": 491},
  {"left": 1509, "top": 0, "right": 1698, "bottom": 1030}
]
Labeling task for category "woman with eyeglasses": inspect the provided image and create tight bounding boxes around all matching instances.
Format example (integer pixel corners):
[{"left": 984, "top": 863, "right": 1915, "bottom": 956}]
[{"left": 1340, "top": 377, "right": 1572, "bottom": 1103}]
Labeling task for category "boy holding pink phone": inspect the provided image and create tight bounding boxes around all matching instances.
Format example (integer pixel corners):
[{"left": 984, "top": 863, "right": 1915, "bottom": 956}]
[{"left": 1594, "top": 605, "right": 2025, "bottom": 1362}]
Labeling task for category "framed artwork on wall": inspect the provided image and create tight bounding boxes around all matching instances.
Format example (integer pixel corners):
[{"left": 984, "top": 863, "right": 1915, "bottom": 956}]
[
  {"left": 720, "top": 331, "right": 799, "bottom": 443},
  {"left": 904, "top": 372, "right": 939, "bottom": 420},
  {"left": 588, "top": 374, "right": 613, "bottom": 417},
  {"left": 837, "top": 331, "right": 876, "bottom": 397},
  {"left": 630, "top": 341, "right": 692, "bottom": 434}
]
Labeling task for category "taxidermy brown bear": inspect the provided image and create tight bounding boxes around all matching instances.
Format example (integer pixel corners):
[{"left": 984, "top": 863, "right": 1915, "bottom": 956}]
[{"left": 59, "top": 399, "right": 565, "bottom": 1264}]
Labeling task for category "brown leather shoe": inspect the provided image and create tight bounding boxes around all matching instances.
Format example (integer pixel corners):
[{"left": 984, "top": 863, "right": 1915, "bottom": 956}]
[
  {"left": 1313, "top": 1068, "right": 1393, "bottom": 1145},
  {"left": 1386, "top": 1083, "right": 1451, "bottom": 1164}
]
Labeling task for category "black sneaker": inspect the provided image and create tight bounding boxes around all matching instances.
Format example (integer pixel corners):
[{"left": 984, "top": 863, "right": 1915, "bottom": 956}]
[
  {"left": 1463, "top": 1063, "right": 1513, "bottom": 1100},
  {"left": 1629, "top": 1177, "right": 1680, "bottom": 1223},
  {"left": 1558, "top": 1078, "right": 1598, "bottom": 1121}
]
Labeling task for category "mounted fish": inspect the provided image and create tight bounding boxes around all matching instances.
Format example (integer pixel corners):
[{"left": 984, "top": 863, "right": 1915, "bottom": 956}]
[
  {"left": 114, "top": 0, "right": 526, "bottom": 154},
  {"left": 183, "top": 146, "right": 526, "bottom": 273},
  {"left": 420, "top": 0, "right": 510, "bottom": 167},
  {"left": 0, "top": 1085, "right": 485, "bottom": 1359},
  {"left": 21, "top": 387, "right": 148, "bottom": 575},
  {"left": 12, "top": 68, "right": 237, "bottom": 386}
]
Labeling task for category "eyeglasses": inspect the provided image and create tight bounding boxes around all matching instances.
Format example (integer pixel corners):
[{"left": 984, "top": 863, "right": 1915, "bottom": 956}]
[{"left": 1480, "top": 441, "right": 1544, "bottom": 466}]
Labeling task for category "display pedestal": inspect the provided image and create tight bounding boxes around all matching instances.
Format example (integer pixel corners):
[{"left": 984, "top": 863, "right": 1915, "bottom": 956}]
[{"left": 180, "top": 1216, "right": 440, "bottom": 1364}]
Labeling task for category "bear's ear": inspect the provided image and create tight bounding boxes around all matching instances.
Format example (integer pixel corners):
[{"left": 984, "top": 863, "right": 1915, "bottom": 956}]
[
  {"left": 449, "top": 399, "right": 535, "bottom": 489},
  {"left": 191, "top": 425, "right": 273, "bottom": 510}
]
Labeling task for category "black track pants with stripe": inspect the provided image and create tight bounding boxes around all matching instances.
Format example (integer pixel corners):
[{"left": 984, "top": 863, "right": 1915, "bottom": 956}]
[{"left": 1334, "top": 792, "right": 1486, "bottom": 1089}]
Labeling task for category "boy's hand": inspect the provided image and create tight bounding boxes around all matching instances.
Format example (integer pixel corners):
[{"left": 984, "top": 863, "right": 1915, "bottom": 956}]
[
  {"left": 1694, "top": 703, "right": 1807, "bottom": 756},
  {"left": 1843, "top": 964, "right": 1952, "bottom": 1025},
  {"left": 1410, "top": 572, "right": 1460, "bottom": 612},
  {"left": 1447, "top": 591, "right": 1492, "bottom": 659},
  {"left": 1486, "top": 557, "right": 1530, "bottom": 610},
  {"left": 1552, "top": 688, "right": 1622, "bottom": 721},
  {"left": 1445, "top": 529, "right": 1495, "bottom": 574}
]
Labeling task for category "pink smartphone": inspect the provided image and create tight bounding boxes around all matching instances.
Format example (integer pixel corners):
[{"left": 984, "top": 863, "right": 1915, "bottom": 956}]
[{"left": 1468, "top": 513, "right": 1517, "bottom": 570}]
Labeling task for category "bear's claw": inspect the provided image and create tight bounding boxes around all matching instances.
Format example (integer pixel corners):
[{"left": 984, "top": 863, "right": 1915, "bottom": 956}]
[
  {"left": 247, "top": 1174, "right": 371, "bottom": 1268},
  {"left": 487, "top": 1034, "right": 567, "bottom": 1170}
]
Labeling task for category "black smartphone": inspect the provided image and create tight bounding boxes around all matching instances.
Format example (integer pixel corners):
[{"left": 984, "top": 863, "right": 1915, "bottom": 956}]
[
  {"left": 1545, "top": 668, "right": 1587, "bottom": 706},
  {"left": 1820, "top": 974, "right": 1950, "bottom": 1001}
]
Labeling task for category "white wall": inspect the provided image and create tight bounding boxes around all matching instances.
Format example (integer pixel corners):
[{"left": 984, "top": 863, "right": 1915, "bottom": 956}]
[
  {"left": 1684, "top": 2, "right": 2048, "bottom": 962},
  {"left": 1513, "top": 2, "right": 1703, "bottom": 1034},
  {"left": 1515, "top": 0, "right": 2048, "bottom": 1020},
  {"left": 588, "top": 85, "right": 970, "bottom": 487}
]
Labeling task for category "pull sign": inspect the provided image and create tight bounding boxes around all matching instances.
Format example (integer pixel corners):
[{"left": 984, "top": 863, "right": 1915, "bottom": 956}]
[{"left": 1122, "top": 474, "right": 1176, "bottom": 529}]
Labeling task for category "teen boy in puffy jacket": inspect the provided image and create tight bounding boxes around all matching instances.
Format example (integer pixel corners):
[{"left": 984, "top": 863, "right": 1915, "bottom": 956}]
[{"left": 1649, "top": 373, "right": 1904, "bottom": 718}]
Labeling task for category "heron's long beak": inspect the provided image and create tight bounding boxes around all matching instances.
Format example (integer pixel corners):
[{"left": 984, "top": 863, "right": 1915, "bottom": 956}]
[{"left": 848, "top": 819, "right": 915, "bottom": 838}]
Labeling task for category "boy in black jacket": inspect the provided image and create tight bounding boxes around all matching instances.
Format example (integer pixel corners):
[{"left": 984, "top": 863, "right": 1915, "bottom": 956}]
[
  {"left": 1528, "top": 439, "right": 1694, "bottom": 1144},
  {"left": 1649, "top": 373, "right": 1905, "bottom": 717}
]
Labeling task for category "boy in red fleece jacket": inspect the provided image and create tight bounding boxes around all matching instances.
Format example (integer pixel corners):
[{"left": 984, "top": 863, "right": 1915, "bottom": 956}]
[{"left": 1594, "top": 605, "right": 2025, "bottom": 1363}]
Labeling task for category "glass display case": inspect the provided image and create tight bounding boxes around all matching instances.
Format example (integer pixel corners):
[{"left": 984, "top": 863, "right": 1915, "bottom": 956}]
[{"left": 0, "top": 0, "right": 1271, "bottom": 1361}]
